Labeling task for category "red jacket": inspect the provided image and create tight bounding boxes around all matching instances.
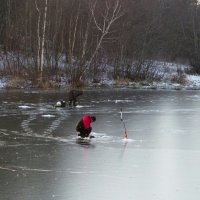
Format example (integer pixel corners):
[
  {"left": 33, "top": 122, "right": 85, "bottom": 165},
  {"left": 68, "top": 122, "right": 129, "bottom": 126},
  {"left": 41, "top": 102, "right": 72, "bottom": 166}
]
[{"left": 82, "top": 114, "right": 92, "bottom": 129}]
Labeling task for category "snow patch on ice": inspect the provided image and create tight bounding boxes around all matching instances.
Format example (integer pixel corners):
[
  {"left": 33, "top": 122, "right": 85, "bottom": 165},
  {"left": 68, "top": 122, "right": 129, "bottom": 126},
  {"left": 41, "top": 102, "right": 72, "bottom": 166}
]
[
  {"left": 42, "top": 114, "right": 55, "bottom": 118},
  {"left": 18, "top": 105, "right": 32, "bottom": 109}
]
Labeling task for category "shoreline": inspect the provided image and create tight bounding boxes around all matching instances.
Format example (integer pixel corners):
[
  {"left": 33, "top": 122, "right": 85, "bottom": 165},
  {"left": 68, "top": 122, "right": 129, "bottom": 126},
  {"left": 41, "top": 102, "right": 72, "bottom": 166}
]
[{"left": 1, "top": 81, "right": 200, "bottom": 91}]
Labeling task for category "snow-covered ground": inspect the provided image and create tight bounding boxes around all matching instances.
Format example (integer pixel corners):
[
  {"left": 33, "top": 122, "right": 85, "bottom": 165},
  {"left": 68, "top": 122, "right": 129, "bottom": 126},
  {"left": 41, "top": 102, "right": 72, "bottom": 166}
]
[
  {"left": 1, "top": 61, "right": 200, "bottom": 89},
  {"left": 98, "top": 62, "right": 200, "bottom": 90},
  {"left": 186, "top": 74, "right": 200, "bottom": 86},
  {"left": 0, "top": 77, "right": 6, "bottom": 89}
]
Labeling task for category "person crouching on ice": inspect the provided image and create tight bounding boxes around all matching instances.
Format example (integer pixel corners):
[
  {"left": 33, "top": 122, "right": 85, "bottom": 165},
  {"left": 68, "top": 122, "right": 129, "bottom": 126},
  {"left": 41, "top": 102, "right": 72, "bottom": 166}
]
[{"left": 76, "top": 114, "right": 96, "bottom": 138}]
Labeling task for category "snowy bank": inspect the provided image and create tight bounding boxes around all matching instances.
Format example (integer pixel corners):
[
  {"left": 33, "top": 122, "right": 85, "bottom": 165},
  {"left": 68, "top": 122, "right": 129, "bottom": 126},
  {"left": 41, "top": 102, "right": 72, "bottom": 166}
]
[
  {"left": 90, "top": 62, "right": 200, "bottom": 90},
  {"left": 0, "top": 78, "right": 7, "bottom": 89},
  {"left": 1, "top": 61, "right": 200, "bottom": 90}
]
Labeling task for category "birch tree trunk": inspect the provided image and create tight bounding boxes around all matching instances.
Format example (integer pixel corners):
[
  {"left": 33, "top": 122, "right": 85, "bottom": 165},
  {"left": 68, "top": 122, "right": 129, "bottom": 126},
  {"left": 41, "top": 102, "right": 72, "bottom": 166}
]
[
  {"left": 40, "top": 0, "right": 48, "bottom": 81},
  {"left": 34, "top": 0, "right": 41, "bottom": 72},
  {"left": 35, "top": 0, "right": 48, "bottom": 82}
]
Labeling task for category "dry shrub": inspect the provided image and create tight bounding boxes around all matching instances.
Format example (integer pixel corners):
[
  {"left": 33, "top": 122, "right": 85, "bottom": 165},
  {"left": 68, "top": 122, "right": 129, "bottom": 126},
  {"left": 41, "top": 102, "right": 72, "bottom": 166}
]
[
  {"left": 115, "top": 76, "right": 130, "bottom": 85},
  {"left": 171, "top": 74, "right": 188, "bottom": 85},
  {"left": 37, "top": 80, "right": 52, "bottom": 89},
  {"left": 71, "top": 80, "right": 85, "bottom": 88},
  {"left": 6, "top": 77, "right": 27, "bottom": 89}
]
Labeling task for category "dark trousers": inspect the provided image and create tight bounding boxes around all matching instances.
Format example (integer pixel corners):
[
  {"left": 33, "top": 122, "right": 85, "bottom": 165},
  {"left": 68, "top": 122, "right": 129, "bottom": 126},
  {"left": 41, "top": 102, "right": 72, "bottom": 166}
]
[{"left": 78, "top": 128, "right": 91, "bottom": 138}]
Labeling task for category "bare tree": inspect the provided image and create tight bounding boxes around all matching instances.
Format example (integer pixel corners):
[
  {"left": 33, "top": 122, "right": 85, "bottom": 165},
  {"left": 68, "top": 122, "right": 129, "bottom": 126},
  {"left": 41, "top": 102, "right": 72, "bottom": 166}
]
[
  {"left": 91, "top": 0, "right": 123, "bottom": 62},
  {"left": 80, "top": 0, "right": 124, "bottom": 79}
]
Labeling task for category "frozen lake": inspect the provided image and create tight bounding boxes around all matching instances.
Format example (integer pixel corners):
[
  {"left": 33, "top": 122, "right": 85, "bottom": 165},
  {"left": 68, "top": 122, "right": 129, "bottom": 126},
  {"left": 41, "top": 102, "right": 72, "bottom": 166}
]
[{"left": 1, "top": 88, "right": 200, "bottom": 200}]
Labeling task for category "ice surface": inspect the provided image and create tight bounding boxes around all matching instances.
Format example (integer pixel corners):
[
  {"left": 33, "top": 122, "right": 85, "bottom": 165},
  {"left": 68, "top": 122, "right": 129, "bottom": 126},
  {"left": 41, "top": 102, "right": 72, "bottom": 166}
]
[{"left": 1, "top": 89, "right": 200, "bottom": 200}]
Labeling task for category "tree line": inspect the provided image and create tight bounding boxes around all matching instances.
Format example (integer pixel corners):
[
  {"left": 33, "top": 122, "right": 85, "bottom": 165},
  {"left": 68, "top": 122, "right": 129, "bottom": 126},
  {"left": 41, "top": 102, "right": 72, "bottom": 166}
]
[{"left": 0, "top": 0, "right": 200, "bottom": 87}]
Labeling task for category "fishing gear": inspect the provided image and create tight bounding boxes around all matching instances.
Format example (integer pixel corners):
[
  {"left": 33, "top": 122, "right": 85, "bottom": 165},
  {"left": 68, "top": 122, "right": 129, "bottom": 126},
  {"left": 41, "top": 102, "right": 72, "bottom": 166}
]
[{"left": 120, "top": 108, "right": 128, "bottom": 139}]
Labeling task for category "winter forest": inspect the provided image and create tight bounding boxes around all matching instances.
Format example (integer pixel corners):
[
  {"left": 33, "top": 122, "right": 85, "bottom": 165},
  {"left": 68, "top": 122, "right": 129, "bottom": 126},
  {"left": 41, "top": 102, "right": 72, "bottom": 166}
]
[{"left": 1, "top": 0, "right": 200, "bottom": 88}]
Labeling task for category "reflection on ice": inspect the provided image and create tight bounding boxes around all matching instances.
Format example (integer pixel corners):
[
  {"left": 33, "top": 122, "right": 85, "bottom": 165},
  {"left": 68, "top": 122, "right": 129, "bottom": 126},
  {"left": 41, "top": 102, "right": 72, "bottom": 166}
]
[{"left": 122, "top": 138, "right": 135, "bottom": 143}]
